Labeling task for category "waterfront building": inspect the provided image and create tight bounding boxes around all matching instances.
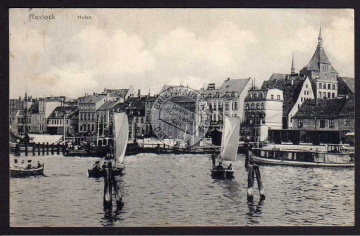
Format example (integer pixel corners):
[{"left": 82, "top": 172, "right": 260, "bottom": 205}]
[
  {"left": 144, "top": 96, "right": 157, "bottom": 137},
  {"left": 77, "top": 93, "right": 120, "bottom": 136},
  {"left": 241, "top": 88, "right": 283, "bottom": 142},
  {"left": 291, "top": 95, "right": 354, "bottom": 143},
  {"left": 261, "top": 74, "right": 315, "bottom": 129},
  {"left": 299, "top": 28, "right": 339, "bottom": 99},
  {"left": 37, "top": 97, "right": 63, "bottom": 134},
  {"left": 47, "top": 106, "right": 79, "bottom": 137},
  {"left": 9, "top": 95, "right": 35, "bottom": 132},
  {"left": 199, "top": 78, "right": 252, "bottom": 131}
]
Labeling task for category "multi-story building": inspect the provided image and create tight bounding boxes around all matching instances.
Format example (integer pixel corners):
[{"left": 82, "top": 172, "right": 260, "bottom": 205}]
[
  {"left": 300, "top": 28, "right": 339, "bottom": 99},
  {"left": 291, "top": 96, "right": 354, "bottom": 144},
  {"left": 241, "top": 88, "right": 283, "bottom": 142},
  {"left": 38, "top": 97, "right": 64, "bottom": 133},
  {"left": 262, "top": 74, "right": 315, "bottom": 129},
  {"left": 144, "top": 96, "right": 157, "bottom": 137},
  {"left": 199, "top": 78, "right": 252, "bottom": 131},
  {"left": 47, "top": 106, "right": 79, "bottom": 136}
]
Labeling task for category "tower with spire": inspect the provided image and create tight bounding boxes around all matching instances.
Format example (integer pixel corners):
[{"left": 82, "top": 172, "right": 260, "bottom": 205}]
[
  {"left": 291, "top": 52, "right": 296, "bottom": 75},
  {"left": 300, "top": 27, "right": 338, "bottom": 99}
]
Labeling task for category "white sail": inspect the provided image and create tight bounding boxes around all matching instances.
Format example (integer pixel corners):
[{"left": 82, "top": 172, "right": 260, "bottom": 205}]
[
  {"left": 113, "top": 112, "right": 129, "bottom": 166},
  {"left": 220, "top": 116, "right": 240, "bottom": 162},
  {"left": 10, "top": 110, "right": 20, "bottom": 136}
]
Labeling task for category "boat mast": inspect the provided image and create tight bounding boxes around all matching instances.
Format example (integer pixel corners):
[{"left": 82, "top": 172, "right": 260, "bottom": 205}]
[
  {"left": 96, "top": 113, "right": 100, "bottom": 146},
  {"left": 24, "top": 91, "right": 28, "bottom": 134}
]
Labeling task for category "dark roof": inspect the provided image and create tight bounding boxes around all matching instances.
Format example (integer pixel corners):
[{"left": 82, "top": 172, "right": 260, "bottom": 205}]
[
  {"left": 293, "top": 98, "right": 346, "bottom": 119},
  {"left": 261, "top": 75, "right": 305, "bottom": 116},
  {"left": 300, "top": 45, "right": 338, "bottom": 74},
  {"left": 80, "top": 94, "right": 106, "bottom": 104},
  {"left": 97, "top": 101, "right": 121, "bottom": 111},
  {"left": 29, "top": 102, "right": 39, "bottom": 114},
  {"left": 338, "top": 77, "right": 355, "bottom": 95},
  {"left": 339, "top": 94, "right": 354, "bottom": 118},
  {"left": 48, "top": 106, "right": 79, "bottom": 119},
  {"left": 104, "top": 89, "right": 129, "bottom": 97},
  {"left": 218, "top": 78, "right": 250, "bottom": 94}
]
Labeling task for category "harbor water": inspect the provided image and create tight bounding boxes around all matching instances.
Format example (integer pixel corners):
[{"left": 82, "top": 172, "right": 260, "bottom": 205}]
[{"left": 10, "top": 153, "right": 354, "bottom": 227}]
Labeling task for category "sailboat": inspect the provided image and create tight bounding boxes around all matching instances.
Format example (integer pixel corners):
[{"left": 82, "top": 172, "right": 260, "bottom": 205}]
[
  {"left": 88, "top": 112, "right": 129, "bottom": 178},
  {"left": 211, "top": 115, "right": 240, "bottom": 179}
]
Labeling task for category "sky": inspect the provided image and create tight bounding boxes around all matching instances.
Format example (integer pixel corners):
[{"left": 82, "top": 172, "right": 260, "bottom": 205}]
[{"left": 9, "top": 8, "right": 354, "bottom": 99}]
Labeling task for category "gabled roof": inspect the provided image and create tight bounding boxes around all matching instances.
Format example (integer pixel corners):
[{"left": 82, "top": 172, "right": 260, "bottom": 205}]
[
  {"left": 301, "top": 45, "right": 338, "bottom": 74},
  {"left": 338, "top": 77, "right": 355, "bottom": 95},
  {"left": 293, "top": 98, "right": 346, "bottom": 119},
  {"left": 218, "top": 78, "right": 250, "bottom": 95},
  {"left": 261, "top": 75, "right": 306, "bottom": 116},
  {"left": 97, "top": 101, "right": 121, "bottom": 111},
  {"left": 339, "top": 94, "right": 354, "bottom": 118},
  {"left": 104, "top": 89, "right": 129, "bottom": 97},
  {"left": 80, "top": 94, "right": 106, "bottom": 104},
  {"left": 48, "top": 106, "right": 79, "bottom": 119}
]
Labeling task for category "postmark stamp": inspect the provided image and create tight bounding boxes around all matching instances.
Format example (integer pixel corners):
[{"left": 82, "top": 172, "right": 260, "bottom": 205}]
[{"left": 150, "top": 86, "right": 210, "bottom": 147}]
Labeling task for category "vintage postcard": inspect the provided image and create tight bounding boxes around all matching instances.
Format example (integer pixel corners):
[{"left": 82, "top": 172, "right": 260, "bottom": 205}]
[{"left": 9, "top": 8, "right": 354, "bottom": 228}]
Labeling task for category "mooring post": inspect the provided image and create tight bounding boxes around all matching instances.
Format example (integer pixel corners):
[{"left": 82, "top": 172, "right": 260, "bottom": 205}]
[
  {"left": 46, "top": 142, "right": 49, "bottom": 155},
  {"left": 51, "top": 143, "right": 54, "bottom": 155},
  {"left": 25, "top": 142, "right": 28, "bottom": 156},
  {"left": 112, "top": 174, "right": 123, "bottom": 208},
  {"left": 37, "top": 143, "right": 40, "bottom": 155},
  {"left": 254, "top": 165, "right": 266, "bottom": 200},
  {"left": 15, "top": 143, "right": 20, "bottom": 156},
  {"left": 103, "top": 162, "right": 113, "bottom": 208},
  {"left": 32, "top": 143, "right": 36, "bottom": 156},
  {"left": 247, "top": 165, "right": 255, "bottom": 202},
  {"left": 42, "top": 142, "right": 45, "bottom": 155},
  {"left": 56, "top": 144, "right": 60, "bottom": 154}
]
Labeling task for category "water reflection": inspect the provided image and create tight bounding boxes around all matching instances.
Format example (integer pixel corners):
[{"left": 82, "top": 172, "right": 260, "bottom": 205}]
[{"left": 246, "top": 200, "right": 265, "bottom": 225}]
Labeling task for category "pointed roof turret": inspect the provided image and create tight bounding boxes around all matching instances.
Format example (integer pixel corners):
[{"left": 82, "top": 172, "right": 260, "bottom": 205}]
[
  {"left": 291, "top": 52, "right": 295, "bottom": 74},
  {"left": 300, "top": 27, "right": 338, "bottom": 74},
  {"left": 318, "top": 26, "right": 322, "bottom": 47}
]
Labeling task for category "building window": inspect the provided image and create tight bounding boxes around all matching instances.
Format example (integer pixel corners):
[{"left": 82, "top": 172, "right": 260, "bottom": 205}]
[
  {"left": 225, "top": 102, "right": 229, "bottom": 110},
  {"left": 251, "top": 103, "right": 254, "bottom": 109},
  {"left": 256, "top": 103, "right": 259, "bottom": 109},
  {"left": 328, "top": 84, "right": 331, "bottom": 90},
  {"left": 320, "top": 119, "right": 325, "bottom": 128},
  {"left": 323, "top": 84, "right": 326, "bottom": 89},
  {"left": 277, "top": 95, "right": 280, "bottom": 100},
  {"left": 306, "top": 84, "right": 308, "bottom": 88},
  {"left": 245, "top": 104, "right": 249, "bottom": 110},
  {"left": 332, "top": 84, "right": 335, "bottom": 90},
  {"left": 271, "top": 95, "right": 274, "bottom": 99},
  {"left": 298, "top": 119, "right": 303, "bottom": 128},
  {"left": 332, "top": 93, "right": 335, "bottom": 98},
  {"left": 345, "top": 118, "right": 350, "bottom": 126},
  {"left": 319, "top": 83, "right": 322, "bottom": 89},
  {"left": 328, "top": 92, "right": 330, "bottom": 98},
  {"left": 329, "top": 119, "right": 334, "bottom": 128},
  {"left": 234, "top": 102, "right": 238, "bottom": 110},
  {"left": 261, "top": 103, "right": 264, "bottom": 109}
]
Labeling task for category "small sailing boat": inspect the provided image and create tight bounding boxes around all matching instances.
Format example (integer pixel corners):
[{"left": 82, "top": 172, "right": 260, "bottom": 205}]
[
  {"left": 88, "top": 112, "right": 129, "bottom": 178},
  {"left": 211, "top": 115, "right": 240, "bottom": 179}
]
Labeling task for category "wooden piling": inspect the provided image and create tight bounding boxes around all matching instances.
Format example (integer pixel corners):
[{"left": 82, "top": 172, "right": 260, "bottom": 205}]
[
  {"left": 247, "top": 165, "right": 254, "bottom": 202},
  {"left": 254, "top": 165, "right": 266, "bottom": 200},
  {"left": 103, "top": 162, "right": 113, "bottom": 208},
  {"left": 112, "top": 175, "right": 123, "bottom": 208},
  {"left": 57, "top": 145, "right": 60, "bottom": 154},
  {"left": 42, "top": 142, "right": 45, "bottom": 155},
  {"left": 50, "top": 143, "right": 54, "bottom": 155},
  {"left": 25, "top": 142, "right": 28, "bottom": 156},
  {"left": 32, "top": 143, "right": 36, "bottom": 156},
  {"left": 15, "top": 143, "right": 20, "bottom": 156},
  {"left": 38, "top": 143, "right": 40, "bottom": 156}
]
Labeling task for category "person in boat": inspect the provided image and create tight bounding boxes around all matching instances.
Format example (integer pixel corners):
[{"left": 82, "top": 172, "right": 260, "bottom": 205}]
[
  {"left": 227, "top": 163, "right": 233, "bottom": 170},
  {"left": 21, "top": 160, "right": 26, "bottom": 168},
  {"left": 93, "top": 161, "right": 101, "bottom": 170},
  {"left": 216, "top": 162, "right": 224, "bottom": 170},
  {"left": 37, "top": 161, "right": 42, "bottom": 168},
  {"left": 211, "top": 152, "right": 216, "bottom": 167},
  {"left": 102, "top": 162, "right": 107, "bottom": 170},
  {"left": 13, "top": 159, "right": 19, "bottom": 168},
  {"left": 27, "top": 160, "right": 32, "bottom": 169}
]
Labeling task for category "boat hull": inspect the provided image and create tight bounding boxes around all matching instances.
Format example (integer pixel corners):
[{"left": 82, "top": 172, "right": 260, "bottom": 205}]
[
  {"left": 88, "top": 167, "right": 125, "bottom": 178},
  {"left": 252, "top": 155, "right": 354, "bottom": 167},
  {"left": 210, "top": 169, "right": 234, "bottom": 179},
  {"left": 10, "top": 166, "right": 44, "bottom": 178}
]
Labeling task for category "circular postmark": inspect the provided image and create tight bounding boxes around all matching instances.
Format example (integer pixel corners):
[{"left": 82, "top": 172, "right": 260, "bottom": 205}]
[{"left": 151, "top": 86, "right": 210, "bottom": 147}]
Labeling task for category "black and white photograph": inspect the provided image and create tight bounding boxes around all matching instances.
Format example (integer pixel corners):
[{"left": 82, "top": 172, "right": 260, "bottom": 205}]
[{"left": 8, "top": 8, "right": 355, "bottom": 228}]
